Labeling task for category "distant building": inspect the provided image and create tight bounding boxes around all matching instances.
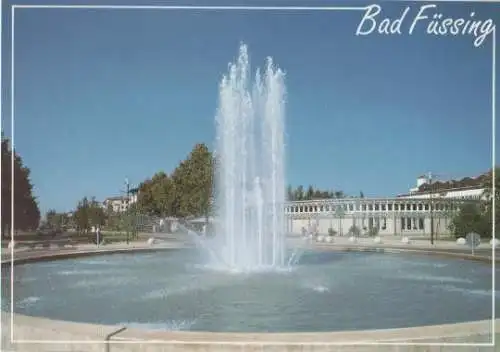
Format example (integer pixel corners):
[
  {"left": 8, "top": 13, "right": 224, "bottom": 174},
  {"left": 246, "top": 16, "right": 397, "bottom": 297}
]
[
  {"left": 102, "top": 194, "right": 138, "bottom": 213},
  {"left": 398, "top": 172, "right": 488, "bottom": 201},
  {"left": 285, "top": 170, "right": 489, "bottom": 237}
]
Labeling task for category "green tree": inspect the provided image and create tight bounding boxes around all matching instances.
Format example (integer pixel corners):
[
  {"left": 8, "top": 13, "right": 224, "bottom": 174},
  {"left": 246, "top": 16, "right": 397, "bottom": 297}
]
[
  {"left": 313, "top": 189, "right": 323, "bottom": 199},
  {"left": 14, "top": 156, "right": 40, "bottom": 232},
  {"left": 348, "top": 224, "right": 361, "bottom": 237},
  {"left": 151, "top": 172, "right": 173, "bottom": 216},
  {"left": 1, "top": 137, "right": 40, "bottom": 237},
  {"left": 73, "top": 197, "right": 90, "bottom": 234},
  {"left": 136, "top": 171, "right": 179, "bottom": 217},
  {"left": 73, "top": 197, "right": 105, "bottom": 234},
  {"left": 481, "top": 168, "right": 500, "bottom": 230},
  {"left": 481, "top": 167, "right": 500, "bottom": 201},
  {"left": 135, "top": 143, "right": 214, "bottom": 220},
  {"left": 286, "top": 186, "right": 336, "bottom": 201},
  {"left": 45, "top": 209, "right": 68, "bottom": 230},
  {"left": 449, "top": 168, "right": 500, "bottom": 240},
  {"left": 88, "top": 197, "right": 106, "bottom": 228},
  {"left": 286, "top": 185, "right": 294, "bottom": 201},
  {"left": 335, "top": 205, "right": 346, "bottom": 236},
  {"left": 172, "top": 143, "right": 214, "bottom": 218},
  {"left": 136, "top": 179, "right": 158, "bottom": 215},
  {"left": 368, "top": 226, "right": 379, "bottom": 237},
  {"left": 294, "top": 185, "right": 304, "bottom": 201},
  {"left": 306, "top": 185, "right": 314, "bottom": 200},
  {"left": 104, "top": 202, "right": 120, "bottom": 231},
  {"left": 440, "top": 201, "right": 457, "bottom": 237},
  {"left": 46, "top": 209, "right": 57, "bottom": 227},
  {"left": 449, "top": 202, "right": 490, "bottom": 239},
  {"left": 194, "top": 144, "right": 214, "bottom": 221},
  {"left": 133, "top": 143, "right": 351, "bottom": 223}
]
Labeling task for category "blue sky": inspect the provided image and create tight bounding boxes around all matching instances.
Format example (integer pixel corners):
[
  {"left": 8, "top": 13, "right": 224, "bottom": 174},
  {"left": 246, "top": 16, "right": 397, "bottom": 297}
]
[{"left": 1, "top": 0, "right": 498, "bottom": 214}]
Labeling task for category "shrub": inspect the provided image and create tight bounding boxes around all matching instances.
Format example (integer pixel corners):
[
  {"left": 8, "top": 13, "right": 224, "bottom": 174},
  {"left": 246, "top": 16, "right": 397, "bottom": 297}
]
[
  {"left": 368, "top": 227, "right": 379, "bottom": 237},
  {"left": 348, "top": 225, "right": 361, "bottom": 237}
]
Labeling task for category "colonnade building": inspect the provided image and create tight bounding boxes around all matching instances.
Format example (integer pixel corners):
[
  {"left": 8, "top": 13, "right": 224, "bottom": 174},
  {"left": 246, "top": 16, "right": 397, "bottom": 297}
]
[{"left": 284, "top": 173, "right": 487, "bottom": 237}]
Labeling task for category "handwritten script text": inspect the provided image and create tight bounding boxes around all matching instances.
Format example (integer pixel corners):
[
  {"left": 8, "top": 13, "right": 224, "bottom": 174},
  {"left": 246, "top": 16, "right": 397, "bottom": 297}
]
[{"left": 355, "top": 4, "right": 495, "bottom": 47}]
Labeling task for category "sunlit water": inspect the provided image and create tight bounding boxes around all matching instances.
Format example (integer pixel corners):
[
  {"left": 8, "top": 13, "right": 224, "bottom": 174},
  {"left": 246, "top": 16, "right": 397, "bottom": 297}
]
[
  {"left": 213, "top": 43, "right": 287, "bottom": 271},
  {"left": 2, "top": 249, "right": 498, "bottom": 332}
]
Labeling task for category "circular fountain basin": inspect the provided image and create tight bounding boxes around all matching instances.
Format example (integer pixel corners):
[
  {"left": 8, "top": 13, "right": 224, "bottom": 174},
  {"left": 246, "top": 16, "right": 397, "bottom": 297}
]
[{"left": 1, "top": 248, "right": 498, "bottom": 333}]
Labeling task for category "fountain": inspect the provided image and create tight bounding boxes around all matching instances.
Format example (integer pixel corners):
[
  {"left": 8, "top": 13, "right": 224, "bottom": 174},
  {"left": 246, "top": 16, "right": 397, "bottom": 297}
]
[
  {"left": 3, "top": 44, "right": 498, "bottom": 339},
  {"left": 205, "top": 43, "right": 288, "bottom": 271}
]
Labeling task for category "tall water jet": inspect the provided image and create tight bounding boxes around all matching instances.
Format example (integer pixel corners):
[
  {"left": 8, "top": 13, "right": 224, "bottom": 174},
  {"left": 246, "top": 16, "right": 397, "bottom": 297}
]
[{"left": 214, "top": 43, "right": 287, "bottom": 271}]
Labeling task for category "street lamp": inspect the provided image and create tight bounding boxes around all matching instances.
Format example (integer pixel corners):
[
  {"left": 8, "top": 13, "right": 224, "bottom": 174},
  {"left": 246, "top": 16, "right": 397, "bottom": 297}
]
[
  {"left": 426, "top": 172, "right": 434, "bottom": 245},
  {"left": 427, "top": 172, "right": 458, "bottom": 245},
  {"left": 122, "top": 178, "right": 139, "bottom": 245}
]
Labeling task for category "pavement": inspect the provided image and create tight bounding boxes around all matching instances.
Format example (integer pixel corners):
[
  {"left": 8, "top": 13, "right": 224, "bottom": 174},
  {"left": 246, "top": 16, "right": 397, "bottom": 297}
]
[
  {"left": 290, "top": 234, "right": 496, "bottom": 254},
  {"left": 0, "top": 240, "right": 186, "bottom": 263},
  {"left": 1, "top": 233, "right": 496, "bottom": 262}
]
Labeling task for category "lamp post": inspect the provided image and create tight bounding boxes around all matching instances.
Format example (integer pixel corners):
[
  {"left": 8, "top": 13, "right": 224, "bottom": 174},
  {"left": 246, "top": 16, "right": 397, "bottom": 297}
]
[
  {"left": 427, "top": 172, "right": 456, "bottom": 245},
  {"left": 428, "top": 172, "right": 435, "bottom": 245},
  {"left": 129, "top": 186, "right": 139, "bottom": 240},
  {"left": 124, "top": 178, "right": 130, "bottom": 244},
  {"left": 122, "top": 178, "right": 140, "bottom": 244}
]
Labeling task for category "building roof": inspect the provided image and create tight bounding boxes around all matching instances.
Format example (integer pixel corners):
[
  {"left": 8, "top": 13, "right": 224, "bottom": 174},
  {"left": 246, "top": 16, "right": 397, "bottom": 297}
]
[
  {"left": 416, "top": 173, "right": 488, "bottom": 194},
  {"left": 103, "top": 196, "right": 127, "bottom": 202}
]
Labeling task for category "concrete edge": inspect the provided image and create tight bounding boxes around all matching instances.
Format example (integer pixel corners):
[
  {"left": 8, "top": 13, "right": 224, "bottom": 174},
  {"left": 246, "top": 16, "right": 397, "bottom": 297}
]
[
  {"left": 1, "top": 242, "right": 496, "bottom": 267},
  {"left": 3, "top": 312, "right": 498, "bottom": 344},
  {"left": 109, "top": 318, "right": 499, "bottom": 343},
  {"left": 314, "top": 245, "right": 498, "bottom": 263},
  {"left": 0, "top": 244, "right": 187, "bottom": 266}
]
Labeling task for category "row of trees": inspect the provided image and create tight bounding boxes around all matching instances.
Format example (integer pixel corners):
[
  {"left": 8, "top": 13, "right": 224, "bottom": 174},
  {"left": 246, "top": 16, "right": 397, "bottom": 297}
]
[
  {"left": 46, "top": 197, "right": 112, "bottom": 235},
  {"left": 287, "top": 185, "right": 342, "bottom": 201},
  {"left": 60, "top": 163, "right": 497, "bottom": 241},
  {"left": 419, "top": 173, "right": 490, "bottom": 193},
  {"left": 1, "top": 137, "right": 41, "bottom": 238},
  {"left": 46, "top": 143, "right": 214, "bottom": 234},
  {"left": 134, "top": 143, "right": 358, "bottom": 218},
  {"left": 4, "top": 131, "right": 495, "bottom": 242},
  {"left": 45, "top": 209, "right": 70, "bottom": 229},
  {"left": 72, "top": 197, "right": 106, "bottom": 233},
  {"left": 46, "top": 197, "right": 139, "bottom": 235},
  {"left": 36, "top": 134, "right": 498, "bottom": 242},
  {"left": 135, "top": 143, "right": 214, "bottom": 219},
  {"left": 286, "top": 185, "right": 364, "bottom": 201}
]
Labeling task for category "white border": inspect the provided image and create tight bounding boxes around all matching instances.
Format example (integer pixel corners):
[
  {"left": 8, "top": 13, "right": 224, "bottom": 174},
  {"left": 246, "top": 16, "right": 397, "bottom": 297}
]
[
  {"left": 491, "top": 23, "right": 497, "bottom": 351},
  {"left": 5, "top": 2, "right": 497, "bottom": 348},
  {"left": 10, "top": 1, "right": 16, "bottom": 346}
]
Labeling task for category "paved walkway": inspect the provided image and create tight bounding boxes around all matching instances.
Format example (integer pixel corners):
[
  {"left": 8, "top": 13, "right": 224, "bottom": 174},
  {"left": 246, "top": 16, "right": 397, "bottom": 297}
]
[
  {"left": 0, "top": 241, "right": 185, "bottom": 262},
  {"left": 1, "top": 235, "right": 496, "bottom": 262},
  {"left": 291, "top": 235, "right": 494, "bottom": 250}
]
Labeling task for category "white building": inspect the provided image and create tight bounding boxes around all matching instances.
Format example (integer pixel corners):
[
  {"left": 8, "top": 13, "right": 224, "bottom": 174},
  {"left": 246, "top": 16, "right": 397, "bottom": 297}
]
[
  {"left": 102, "top": 194, "right": 138, "bottom": 213},
  {"left": 285, "top": 171, "right": 488, "bottom": 237}
]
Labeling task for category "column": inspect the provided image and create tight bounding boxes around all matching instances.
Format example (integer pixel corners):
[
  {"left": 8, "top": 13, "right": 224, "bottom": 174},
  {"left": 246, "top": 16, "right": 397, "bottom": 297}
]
[
  {"left": 392, "top": 217, "right": 395, "bottom": 234},
  {"left": 424, "top": 216, "right": 431, "bottom": 236}
]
